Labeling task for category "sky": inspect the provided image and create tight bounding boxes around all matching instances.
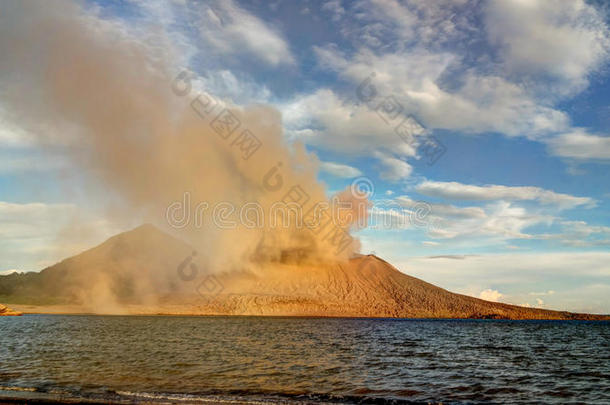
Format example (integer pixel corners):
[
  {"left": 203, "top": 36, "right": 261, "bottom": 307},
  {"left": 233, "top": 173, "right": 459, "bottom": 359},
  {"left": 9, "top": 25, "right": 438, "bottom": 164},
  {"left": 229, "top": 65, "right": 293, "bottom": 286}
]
[{"left": 1, "top": 0, "right": 609, "bottom": 313}]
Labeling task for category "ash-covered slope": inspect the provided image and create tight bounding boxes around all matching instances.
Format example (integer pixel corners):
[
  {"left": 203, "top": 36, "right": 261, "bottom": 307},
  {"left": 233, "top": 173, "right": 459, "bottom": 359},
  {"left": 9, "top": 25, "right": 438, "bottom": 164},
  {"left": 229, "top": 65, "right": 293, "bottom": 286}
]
[
  {"left": 0, "top": 224, "right": 192, "bottom": 310},
  {"left": 193, "top": 255, "right": 608, "bottom": 320},
  {"left": 2, "top": 225, "right": 607, "bottom": 320}
]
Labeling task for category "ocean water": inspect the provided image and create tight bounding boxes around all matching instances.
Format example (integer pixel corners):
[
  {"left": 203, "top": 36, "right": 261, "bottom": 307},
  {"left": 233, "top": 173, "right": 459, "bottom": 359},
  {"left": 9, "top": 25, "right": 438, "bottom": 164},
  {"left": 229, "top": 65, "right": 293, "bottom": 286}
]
[{"left": 0, "top": 315, "right": 609, "bottom": 404}]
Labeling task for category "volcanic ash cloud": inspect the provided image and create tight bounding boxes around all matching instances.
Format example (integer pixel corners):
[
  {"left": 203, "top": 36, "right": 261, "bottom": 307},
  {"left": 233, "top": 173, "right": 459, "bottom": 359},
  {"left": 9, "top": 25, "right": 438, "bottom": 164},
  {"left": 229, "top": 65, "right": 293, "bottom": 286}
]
[{"left": 0, "top": 0, "right": 369, "bottom": 308}]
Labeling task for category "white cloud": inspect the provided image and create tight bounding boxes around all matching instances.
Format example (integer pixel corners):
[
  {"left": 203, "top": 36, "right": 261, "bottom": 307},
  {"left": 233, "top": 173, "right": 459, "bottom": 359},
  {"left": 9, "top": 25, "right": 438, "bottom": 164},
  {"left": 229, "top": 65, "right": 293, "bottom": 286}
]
[
  {"left": 547, "top": 129, "right": 610, "bottom": 160},
  {"left": 319, "top": 161, "right": 362, "bottom": 178},
  {"left": 322, "top": 0, "right": 345, "bottom": 22},
  {"left": 0, "top": 202, "right": 75, "bottom": 239},
  {"left": 294, "top": 0, "right": 608, "bottom": 163},
  {"left": 385, "top": 192, "right": 596, "bottom": 243},
  {"left": 0, "top": 201, "right": 122, "bottom": 271},
  {"left": 0, "top": 153, "right": 69, "bottom": 174},
  {"left": 430, "top": 201, "right": 553, "bottom": 241},
  {"left": 0, "top": 119, "right": 36, "bottom": 147},
  {"left": 485, "top": 0, "right": 610, "bottom": 96},
  {"left": 394, "top": 252, "right": 610, "bottom": 313},
  {"left": 375, "top": 152, "right": 412, "bottom": 182},
  {"left": 198, "top": 0, "right": 294, "bottom": 66},
  {"left": 395, "top": 196, "right": 486, "bottom": 219},
  {"left": 370, "top": 196, "right": 551, "bottom": 240},
  {"left": 314, "top": 38, "right": 570, "bottom": 139},
  {"left": 282, "top": 88, "right": 418, "bottom": 157},
  {"left": 372, "top": 179, "right": 603, "bottom": 246},
  {"left": 197, "top": 69, "right": 272, "bottom": 105},
  {"left": 541, "top": 220, "right": 610, "bottom": 247},
  {"left": 529, "top": 290, "right": 554, "bottom": 296},
  {"left": 416, "top": 181, "right": 595, "bottom": 209},
  {"left": 479, "top": 288, "right": 503, "bottom": 302},
  {"left": 351, "top": 0, "right": 477, "bottom": 49}
]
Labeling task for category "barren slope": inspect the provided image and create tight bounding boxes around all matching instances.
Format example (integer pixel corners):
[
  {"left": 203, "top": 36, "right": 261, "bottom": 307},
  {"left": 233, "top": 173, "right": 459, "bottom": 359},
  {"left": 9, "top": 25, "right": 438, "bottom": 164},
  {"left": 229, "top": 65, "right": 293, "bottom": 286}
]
[
  {"left": 176, "top": 255, "right": 609, "bottom": 320},
  {"left": 2, "top": 225, "right": 608, "bottom": 320}
]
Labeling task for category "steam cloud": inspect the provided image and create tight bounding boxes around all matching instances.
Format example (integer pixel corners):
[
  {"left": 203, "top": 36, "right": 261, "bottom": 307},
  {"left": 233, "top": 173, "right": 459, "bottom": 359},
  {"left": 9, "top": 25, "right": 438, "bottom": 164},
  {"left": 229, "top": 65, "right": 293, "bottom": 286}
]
[{"left": 0, "top": 1, "right": 368, "bottom": 309}]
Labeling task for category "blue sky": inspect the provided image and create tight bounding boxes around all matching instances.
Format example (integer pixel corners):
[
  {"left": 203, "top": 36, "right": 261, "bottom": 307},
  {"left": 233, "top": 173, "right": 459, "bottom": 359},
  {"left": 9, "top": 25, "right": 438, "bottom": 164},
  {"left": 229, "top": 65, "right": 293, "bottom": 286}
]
[{"left": 1, "top": 0, "right": 609, "bottom": 312}]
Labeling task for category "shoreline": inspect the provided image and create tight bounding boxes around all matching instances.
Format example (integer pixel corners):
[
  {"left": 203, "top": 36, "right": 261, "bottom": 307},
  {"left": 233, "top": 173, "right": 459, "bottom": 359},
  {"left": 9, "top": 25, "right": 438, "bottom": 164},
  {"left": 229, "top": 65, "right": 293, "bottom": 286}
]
[
  {"left": 7, "top": 304, "right": 610, "bottom": 321},
  {"left": 0, "top": 389, "right": 382, "bottom": 405},
  {"left": 0, "top": 393, "right": 308, "bottom": 405}
]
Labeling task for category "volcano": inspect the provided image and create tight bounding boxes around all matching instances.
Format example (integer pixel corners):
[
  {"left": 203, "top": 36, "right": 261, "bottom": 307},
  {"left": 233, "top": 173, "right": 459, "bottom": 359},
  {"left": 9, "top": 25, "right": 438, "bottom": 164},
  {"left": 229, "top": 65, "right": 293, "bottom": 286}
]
[{"left": 2, "top": 225, "right": 608, "bottom": 320}]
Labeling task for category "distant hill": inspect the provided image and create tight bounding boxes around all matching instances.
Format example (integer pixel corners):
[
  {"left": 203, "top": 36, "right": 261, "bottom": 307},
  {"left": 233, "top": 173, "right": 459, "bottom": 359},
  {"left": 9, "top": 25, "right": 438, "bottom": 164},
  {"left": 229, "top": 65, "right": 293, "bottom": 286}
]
[
  {"left": 0, "top": 224, "right": 192, "bottom": 309},
  {"left": 2, "top": 224, "right": 608, "bottom": 320}
]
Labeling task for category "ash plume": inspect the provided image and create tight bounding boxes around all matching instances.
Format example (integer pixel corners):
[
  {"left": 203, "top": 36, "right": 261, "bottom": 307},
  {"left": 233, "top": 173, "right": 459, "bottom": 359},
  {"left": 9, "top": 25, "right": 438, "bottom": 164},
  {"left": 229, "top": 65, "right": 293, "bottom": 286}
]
[{"left": 0, "top": 1, "right": 368, "bottom": 309}]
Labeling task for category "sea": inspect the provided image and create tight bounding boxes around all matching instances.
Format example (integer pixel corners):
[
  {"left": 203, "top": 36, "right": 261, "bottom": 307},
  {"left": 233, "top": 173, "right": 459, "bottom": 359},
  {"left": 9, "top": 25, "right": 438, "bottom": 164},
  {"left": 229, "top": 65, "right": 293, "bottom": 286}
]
[{"left": 0, "top": 315, "right": 609, "bottom": 404}]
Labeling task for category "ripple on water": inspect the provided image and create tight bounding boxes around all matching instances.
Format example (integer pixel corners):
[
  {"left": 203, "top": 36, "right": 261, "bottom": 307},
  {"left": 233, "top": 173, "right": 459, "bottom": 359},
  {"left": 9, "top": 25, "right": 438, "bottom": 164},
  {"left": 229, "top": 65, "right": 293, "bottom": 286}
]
[{"left": 0, "top": 316, "right": 609, "bottom": 404}]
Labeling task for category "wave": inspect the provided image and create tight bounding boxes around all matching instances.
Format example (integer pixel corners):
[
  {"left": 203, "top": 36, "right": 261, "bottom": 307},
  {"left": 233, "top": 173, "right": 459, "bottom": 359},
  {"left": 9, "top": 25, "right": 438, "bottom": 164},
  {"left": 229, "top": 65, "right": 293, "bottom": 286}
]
[{"left": 0, "top": 386, "right": 37, "bottom": 392}]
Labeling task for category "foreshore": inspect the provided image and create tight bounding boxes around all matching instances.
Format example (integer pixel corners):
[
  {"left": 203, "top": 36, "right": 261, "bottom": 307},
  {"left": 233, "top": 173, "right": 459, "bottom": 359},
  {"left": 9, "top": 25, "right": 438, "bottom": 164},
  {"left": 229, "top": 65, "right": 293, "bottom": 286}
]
[{"left": 7, "top": 303, "right": 610, "bottom": 320}]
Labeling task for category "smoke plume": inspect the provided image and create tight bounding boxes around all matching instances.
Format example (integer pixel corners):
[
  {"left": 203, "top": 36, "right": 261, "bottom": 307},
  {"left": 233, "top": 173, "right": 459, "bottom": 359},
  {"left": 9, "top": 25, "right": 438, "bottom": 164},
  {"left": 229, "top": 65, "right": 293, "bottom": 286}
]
[{"left": 0, "top": 1, "right": 368, "bottom": 308}]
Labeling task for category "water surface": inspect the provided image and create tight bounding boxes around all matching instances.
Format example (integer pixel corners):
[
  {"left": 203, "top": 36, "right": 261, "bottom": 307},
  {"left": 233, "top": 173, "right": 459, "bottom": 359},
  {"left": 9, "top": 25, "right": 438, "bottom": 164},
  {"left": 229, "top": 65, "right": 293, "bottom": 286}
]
[{"left": 1, "top": 315, "right": 609, "bottom": 404}]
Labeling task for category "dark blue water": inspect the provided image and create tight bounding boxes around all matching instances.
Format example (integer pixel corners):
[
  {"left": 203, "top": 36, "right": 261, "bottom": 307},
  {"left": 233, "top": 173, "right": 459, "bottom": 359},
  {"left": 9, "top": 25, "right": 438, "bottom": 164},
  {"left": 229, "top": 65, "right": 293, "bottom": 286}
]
[{"left": 1, "top": 315, "right": 609, "bottom": 404}]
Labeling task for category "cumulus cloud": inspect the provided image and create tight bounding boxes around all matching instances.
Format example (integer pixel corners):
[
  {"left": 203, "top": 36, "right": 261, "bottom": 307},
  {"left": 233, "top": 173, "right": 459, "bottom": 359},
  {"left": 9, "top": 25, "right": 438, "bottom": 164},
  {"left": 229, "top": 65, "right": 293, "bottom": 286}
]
[
  {"left": 319, "top": 161, "right": 362, "bottom": 178},
  {"left": 198, "top": 0, "right": 294, "bottom": 66},
  {"left": 369, "top": 195, "right": 550, "bottom": 241},
  {"left": 375, "top": 152, "right": 412, "bottom": 182},
  {"left": 416, "top": 181, "right": 595, "bottom": 209},
  {"left": 396, "top": 252, "right": 610, "bottom": 313},
  {"left": 542, "top": 220, "right": 610, "bottom": 247},
  {"left": 350, "top": 0, "right": 478, "bottom": 50},
  {"left": 0, "top": 201, "right": 122, "bottom": 271},
  {"left": 479, "top": 288, "right": 503, "bottom": 302},
  {"left": 282, "top": 88, "right": 418, "bottom": 157},
  {"left": 0, "top": 151, "right": 69, "bottom": 174},
  {"left": 382, "top": 189, "right": 601, "bottom": 244},
  {"left": 529, "top": 290, "right": 555, "bottom": 296},
  {"left": 284, "top": 0, "right": 609, "bottom": 164},
  {"left": 322, "top": 0, "right": 345, "bottom": 22},
  {"left": 311, "top": 15, "right": 573, "bottom": 138},
  {"left": 547, "top": 129, "right": 610, "bottom": 160},
  {"left": 485, "top": 0, "right": 610, "bottom": 96},
  {"left": 0, "top": 119, "right": 37, "bottom": 147}
]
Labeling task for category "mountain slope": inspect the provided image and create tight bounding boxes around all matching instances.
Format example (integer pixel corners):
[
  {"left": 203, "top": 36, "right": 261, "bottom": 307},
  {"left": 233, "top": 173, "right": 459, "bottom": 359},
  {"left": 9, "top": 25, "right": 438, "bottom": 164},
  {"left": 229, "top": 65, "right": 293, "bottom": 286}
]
[
  {"left": 2, "top": 225, "right": 608, "bottom": 319},
  {"left": 0, "top": 224, "right": 192, "bottom": 310},
  {"left": 184, "top": 255, "right": 608, "bottom": 320}
]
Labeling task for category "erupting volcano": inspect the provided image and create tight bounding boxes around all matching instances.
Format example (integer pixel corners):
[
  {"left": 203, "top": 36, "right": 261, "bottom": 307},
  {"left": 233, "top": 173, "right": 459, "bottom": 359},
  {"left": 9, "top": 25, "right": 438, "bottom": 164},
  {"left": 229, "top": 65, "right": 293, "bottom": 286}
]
[{"left": 2, "top": 224, "right": 607, "bottom": 320}]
